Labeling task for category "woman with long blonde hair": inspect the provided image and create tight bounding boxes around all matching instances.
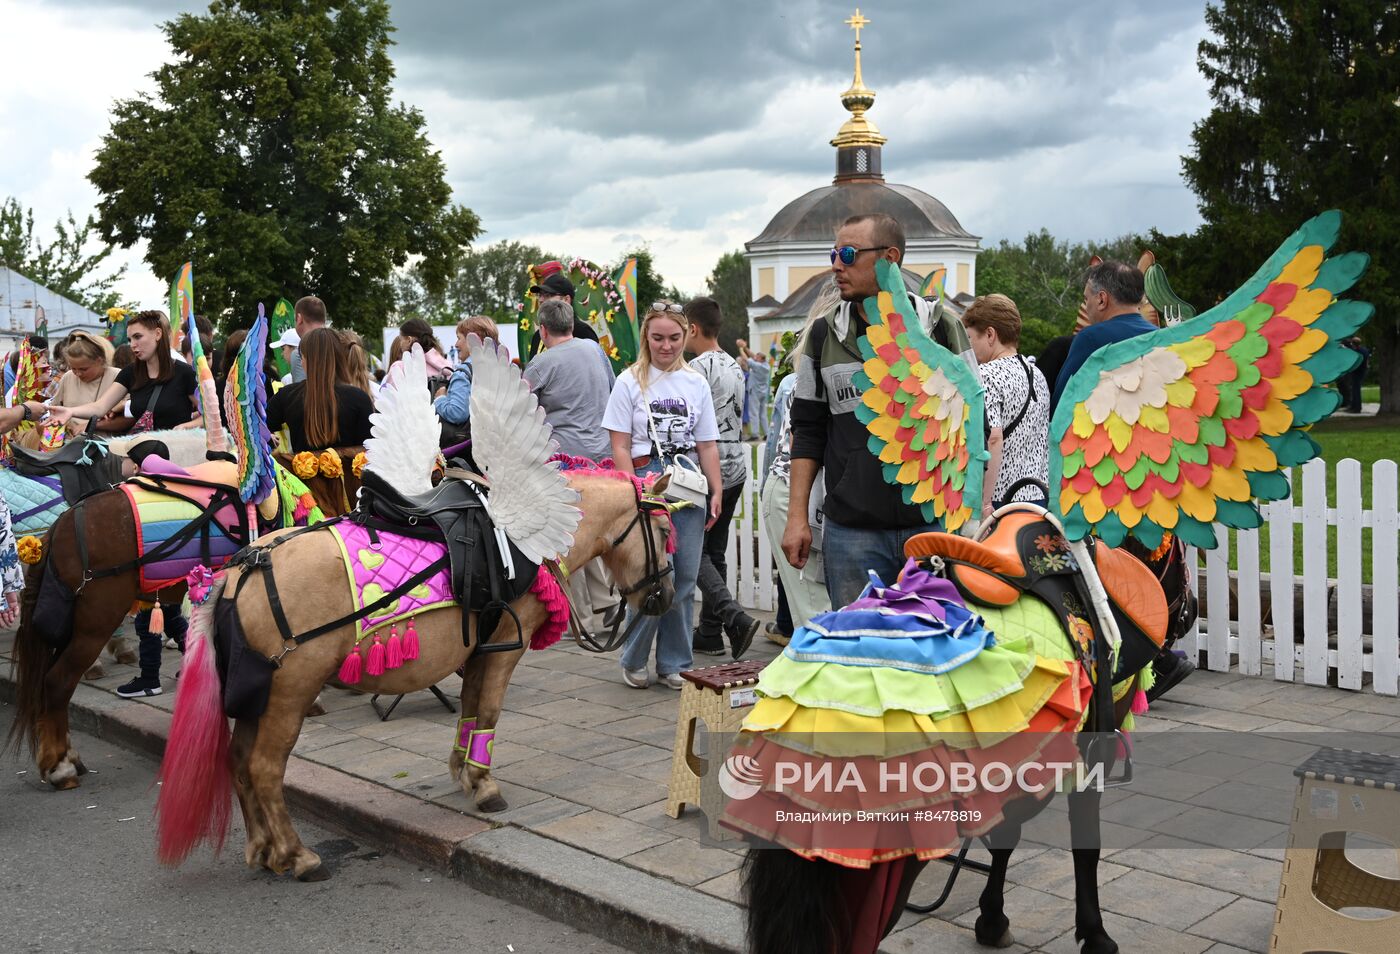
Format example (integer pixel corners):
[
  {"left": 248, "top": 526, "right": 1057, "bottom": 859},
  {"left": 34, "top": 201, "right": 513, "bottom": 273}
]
[
  {"left": 46, "top": 330, "right": 122, "bottom": 435},
  {"left": 601, "top": 301, "right": 722, "bottom": 689},
  {"left": 266, "top": 327, "right": 373, "bottom": 453}
]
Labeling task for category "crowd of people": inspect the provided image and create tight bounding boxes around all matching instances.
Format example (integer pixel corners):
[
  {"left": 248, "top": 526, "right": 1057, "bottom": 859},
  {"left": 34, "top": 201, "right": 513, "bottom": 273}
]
[{"left": 3, "top": 210, "right": 1292, "bottom": 695}]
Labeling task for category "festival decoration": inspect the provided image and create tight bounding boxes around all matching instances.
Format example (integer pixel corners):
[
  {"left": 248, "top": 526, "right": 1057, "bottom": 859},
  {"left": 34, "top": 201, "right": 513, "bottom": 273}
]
[
  {"left": 170, "top": 262, "right": 228, "bottom": 453},
  {"left": 351, "top": 451, "right": 367, "bottom": 478},
  {"left": 1, "top": 338, "right": 47, "bottom": 461},
  {"left": 363, "top": 345, "right": 441, "bottom": 497},
  {"left": 270, "top": 298, "right": 295, "bottom": 377},
  {"left": 917, "top": 265, "right": 947, "bottom": 300},
  {"left": 291, "top": 452, "right": 319, "bottom": 480},
  {"left": 1052, "top": 210, "right": 1373, "bottom": 550},
  {"left": 105, "top": 307, "right": 130, "bottom": 346},
  {"left": 523, "top": 257, "right": 639, "bottom": 371},
  {"left": 17, "top": 535, "right": 42, "bottom": 564},
  {"left": 853, "top": 258, "right": 988, "bottom": 531},
  {"left": 317, "top": 450, "right": 343, "bottom": 478},
  {"left": 224, "top": 305, "right": 277, "bottom": 505}
]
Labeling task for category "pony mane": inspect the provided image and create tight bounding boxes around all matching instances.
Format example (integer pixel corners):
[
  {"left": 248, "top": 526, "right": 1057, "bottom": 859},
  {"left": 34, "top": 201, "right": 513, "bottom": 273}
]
[
  {"left": 549, "top": 454, "right": 676, "bottom": 554},
  {"left": 549, "top": 454, "right": 658, "bottom": 497}
]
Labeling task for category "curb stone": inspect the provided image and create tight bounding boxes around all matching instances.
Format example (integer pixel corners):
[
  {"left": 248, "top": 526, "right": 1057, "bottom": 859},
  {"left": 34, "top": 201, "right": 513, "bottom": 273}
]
[{"left": 0, "top": 673, "right": 746, "bottom": 954}]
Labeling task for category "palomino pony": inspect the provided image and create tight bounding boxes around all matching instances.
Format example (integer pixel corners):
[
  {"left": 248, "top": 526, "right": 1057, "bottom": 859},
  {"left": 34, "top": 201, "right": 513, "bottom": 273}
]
[
  {"left": 7, "top": 460, "right": 302, "bottom": 788},
  {"left": 736, "top": 507, "right": 1163, "bottom": 954},
  {"left": 156, "top": 468, "right": 675, "bottom": 881}
]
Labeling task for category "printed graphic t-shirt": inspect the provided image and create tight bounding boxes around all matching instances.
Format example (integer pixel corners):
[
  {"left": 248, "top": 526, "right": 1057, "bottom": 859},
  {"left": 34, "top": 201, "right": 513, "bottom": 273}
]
[
  {"left": 687, "top": 349, "right": 746, "bottom": 488},
  {"left": 602, "top": 366, "right": 719, "bottom": 461}
]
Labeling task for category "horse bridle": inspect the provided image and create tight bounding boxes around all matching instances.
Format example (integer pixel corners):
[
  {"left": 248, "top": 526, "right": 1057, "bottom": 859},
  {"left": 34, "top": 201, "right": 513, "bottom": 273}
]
[{"left": 556, "top": 483, "right": 675, "bottom": 653}]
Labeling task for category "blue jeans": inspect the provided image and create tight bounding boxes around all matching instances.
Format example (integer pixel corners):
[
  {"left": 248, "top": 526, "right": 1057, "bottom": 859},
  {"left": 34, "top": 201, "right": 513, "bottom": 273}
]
[
  {"left": 134, "top": 603, "right": 189, "bottom": 678},
  {"left": 821, "top": 518, "right": 939, "bottom": 609},
  {"left": 620, "top": 462, "right": 705, "bottom": 677}
]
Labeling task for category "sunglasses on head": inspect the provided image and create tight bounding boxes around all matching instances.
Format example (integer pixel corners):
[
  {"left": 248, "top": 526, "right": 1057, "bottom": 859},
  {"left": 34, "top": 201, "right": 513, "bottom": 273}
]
[
  {"left": 649, "top": 302, "right": 684, "bottom": 315},
  {"left": 830, "top": 245, "right": 888, "bottom": 266}
]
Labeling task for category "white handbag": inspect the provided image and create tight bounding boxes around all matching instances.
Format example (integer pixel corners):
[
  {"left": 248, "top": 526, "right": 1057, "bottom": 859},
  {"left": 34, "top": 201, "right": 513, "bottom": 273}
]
[{"left": 644, "top": 394, "right": 709, "bottom": 507}]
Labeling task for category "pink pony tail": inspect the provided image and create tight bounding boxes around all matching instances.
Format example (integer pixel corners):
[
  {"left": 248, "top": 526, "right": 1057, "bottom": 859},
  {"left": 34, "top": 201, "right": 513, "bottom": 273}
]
[
  {"left": 156, "top": 576, "right": 233, "bottom": 865},
  {"left": 528, "top": 566, "right": 570, "bottom": 651}
]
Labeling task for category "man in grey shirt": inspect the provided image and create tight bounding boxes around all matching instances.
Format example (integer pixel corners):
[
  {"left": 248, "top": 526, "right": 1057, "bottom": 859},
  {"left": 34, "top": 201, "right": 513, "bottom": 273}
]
[
  {"left": 524, "top": 299, "right": 615, "bottom": 459},
  {"left": 684, "top": 297, "right": 759, "bottom": 660},
  {"left": 525, "top": 299, "right": 617, "bottom": 628}
]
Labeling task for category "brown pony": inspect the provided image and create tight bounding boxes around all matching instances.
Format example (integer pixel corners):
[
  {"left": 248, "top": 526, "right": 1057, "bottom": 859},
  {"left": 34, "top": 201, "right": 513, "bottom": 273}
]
[
  {"left": 156, "top": 471, "right": 675, "bottom": 881},
  {"left": 6, "top": 469, "right": 297, "bottom": 788}
]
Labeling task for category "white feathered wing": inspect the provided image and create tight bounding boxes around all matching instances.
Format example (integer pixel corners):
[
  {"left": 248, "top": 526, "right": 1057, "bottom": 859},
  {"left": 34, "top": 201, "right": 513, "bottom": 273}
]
[
  {"left": 364, "top": 344, "right": 440, "bottom": 496},
  {"left": 467, "top": 334, "right": 582, "bottom": 563}
]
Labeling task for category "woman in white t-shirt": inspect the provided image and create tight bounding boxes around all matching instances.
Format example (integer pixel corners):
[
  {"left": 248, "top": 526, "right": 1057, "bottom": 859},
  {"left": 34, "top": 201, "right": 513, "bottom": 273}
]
[{"left": 603, "top": 302, "right": 722, "bottom": 690}]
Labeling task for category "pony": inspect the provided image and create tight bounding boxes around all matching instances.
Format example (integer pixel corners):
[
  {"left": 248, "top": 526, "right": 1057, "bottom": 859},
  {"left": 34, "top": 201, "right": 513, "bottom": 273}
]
[
  {"left": 6, "top": 461, "right": 314, "bottom": 789},
  {"left": 154, "top": 467, "right": 676, "bottom": 881},
  {"left": 735, "top": 506, "right": 1159, "bottom": 954}
]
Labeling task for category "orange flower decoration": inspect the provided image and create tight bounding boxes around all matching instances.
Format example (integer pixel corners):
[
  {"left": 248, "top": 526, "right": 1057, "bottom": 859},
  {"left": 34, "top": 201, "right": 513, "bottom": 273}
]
[
  {"left": 318, "top": 450, "right": 343, "bottom": 478},
  {"left": 1148, "top": 532, "right": 1176, "bottom": 563},
  {"left": 351, "top": 451, "right": 367, "bottom": 478},
  {"left": 17, "top": 535, "right": 42, "bottom": 564},
  {"left": 292, "top": 451, "right": 319, "bottom": 480}
]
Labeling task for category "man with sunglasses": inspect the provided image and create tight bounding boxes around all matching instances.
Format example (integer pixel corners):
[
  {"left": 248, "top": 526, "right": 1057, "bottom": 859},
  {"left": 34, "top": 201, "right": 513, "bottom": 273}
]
[{"left": 783, "top": 212, "right": 974, "bottom": 607}]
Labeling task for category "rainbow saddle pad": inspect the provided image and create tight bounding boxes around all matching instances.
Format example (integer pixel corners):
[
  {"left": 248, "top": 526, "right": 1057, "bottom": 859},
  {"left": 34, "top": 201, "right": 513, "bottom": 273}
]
[{"left": 120, "top": 460, "right": 253, "bottom": 594}]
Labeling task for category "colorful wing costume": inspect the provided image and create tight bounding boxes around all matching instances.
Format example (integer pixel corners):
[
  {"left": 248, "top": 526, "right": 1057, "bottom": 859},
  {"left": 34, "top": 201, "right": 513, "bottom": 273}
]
[
  {"left": 224, "top": 305, "right": 276, "bottom": 505},
  {"left": 1052, "top": 210, "right": 1372, "bottom": 550},
  {"left": 467, "top": 333, "right": 582, "bottom": 564},
  {"left": 170, "top": 262, "right": 228, "bottom": 453},
  {"left": 853, "top": 258, "right": 988, "bottom": 531}
]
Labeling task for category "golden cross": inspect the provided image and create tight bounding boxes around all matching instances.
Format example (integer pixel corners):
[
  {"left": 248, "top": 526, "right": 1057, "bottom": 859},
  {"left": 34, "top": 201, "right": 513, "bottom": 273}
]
[{"left": 845, "top": 8, "right": 870, "bottom": 44}]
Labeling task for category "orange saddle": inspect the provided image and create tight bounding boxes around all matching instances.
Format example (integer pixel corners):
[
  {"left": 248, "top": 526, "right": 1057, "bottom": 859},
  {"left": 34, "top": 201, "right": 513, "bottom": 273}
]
[{"left": 905, "top": 510, "right": 1167, "bottom": 680}]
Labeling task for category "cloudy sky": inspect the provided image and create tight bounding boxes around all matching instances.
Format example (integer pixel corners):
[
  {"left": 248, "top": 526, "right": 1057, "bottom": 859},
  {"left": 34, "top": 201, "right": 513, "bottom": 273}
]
[{"left": 1, "top": 0, "right": 1213, "bottom": 309}]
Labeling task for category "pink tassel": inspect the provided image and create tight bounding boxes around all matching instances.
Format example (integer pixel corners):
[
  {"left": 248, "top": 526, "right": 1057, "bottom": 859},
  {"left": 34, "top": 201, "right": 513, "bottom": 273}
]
[
  {"left": 1130, "top": 689, "right": 1149, "bottom": 716},
  {"left": 366, "top": 633, "right": 385, "bottom": 676},
  {"left": 149, "top": 603, "right": 165, "bottom": 636},
  {"left": 338, "top": 644, "right": 363, "bottom": 684},
  {"left": 386, "top": 624, "right": 404, "bottom": 670},
  {"left": 403, "top": 620, "right": 420, "bottom": 661},
  {"left": 528, "top": 566, "right": 571, "bottom": 651}
]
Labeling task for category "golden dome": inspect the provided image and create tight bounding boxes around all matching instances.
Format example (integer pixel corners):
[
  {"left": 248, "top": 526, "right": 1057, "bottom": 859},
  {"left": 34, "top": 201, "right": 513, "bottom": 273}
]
[{"left": 830, "top": 8, "right": 886, "bottom": 149}]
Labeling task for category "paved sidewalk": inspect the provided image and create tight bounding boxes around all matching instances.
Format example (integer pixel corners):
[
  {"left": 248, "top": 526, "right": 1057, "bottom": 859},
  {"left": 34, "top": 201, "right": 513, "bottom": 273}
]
[{"left": 5, "top": 618, "right": 1398, "bottom": 954}]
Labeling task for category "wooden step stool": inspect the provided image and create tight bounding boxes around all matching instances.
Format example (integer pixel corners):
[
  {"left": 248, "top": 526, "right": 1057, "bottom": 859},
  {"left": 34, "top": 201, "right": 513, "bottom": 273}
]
[
  {"left": 666, "top": 660, "right": 766, "bottom": 839},
  {"left": 1271, "top": 746, "right": 1400, "bottom": 954}
]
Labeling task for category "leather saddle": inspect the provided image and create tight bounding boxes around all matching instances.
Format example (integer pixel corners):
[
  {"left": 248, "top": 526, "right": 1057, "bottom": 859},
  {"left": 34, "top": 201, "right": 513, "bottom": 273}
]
[
  {"left": 905, "top": 510, "right": 1167, "bottom": 681},
  {"left": 10, "top": 436, "right": 122, "bottom": 505},
  {"left": 357, "top": 469, "right": 536, "bottom": 648}
]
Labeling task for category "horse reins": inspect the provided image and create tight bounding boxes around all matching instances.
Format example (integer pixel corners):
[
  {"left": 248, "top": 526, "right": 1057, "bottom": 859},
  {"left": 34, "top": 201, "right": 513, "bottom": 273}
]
[{"left": 551, "top": 483, "right": 674, "bottom": 654}]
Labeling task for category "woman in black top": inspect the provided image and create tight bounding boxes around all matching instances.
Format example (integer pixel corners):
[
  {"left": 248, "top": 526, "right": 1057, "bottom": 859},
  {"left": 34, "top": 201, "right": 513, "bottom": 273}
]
[
  {"left": 47, "top": 310, "right": 199, "bottom": 434},
  {"left": 267, "top": 327, "right": 374, "bottom": 453}
]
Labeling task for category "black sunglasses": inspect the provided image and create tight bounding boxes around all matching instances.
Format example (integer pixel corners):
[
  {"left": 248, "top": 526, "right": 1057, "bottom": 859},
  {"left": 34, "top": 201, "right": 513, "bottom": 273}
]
[{"left": 830, "top": 245, "right": 888, "bottom": 266}]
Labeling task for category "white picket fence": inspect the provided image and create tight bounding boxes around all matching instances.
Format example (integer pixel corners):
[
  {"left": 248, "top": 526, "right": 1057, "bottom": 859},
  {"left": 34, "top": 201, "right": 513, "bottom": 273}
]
[
  {"left": 1185, "top": 458, "right": 1399, "bottom": 696},
  {"left": 728, "top": 449, "right": 1400, "bottom": 697}
]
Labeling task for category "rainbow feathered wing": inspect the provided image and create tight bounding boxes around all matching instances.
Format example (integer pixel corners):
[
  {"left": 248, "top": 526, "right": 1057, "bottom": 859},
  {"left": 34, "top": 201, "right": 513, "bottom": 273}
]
[
  {"left": 853, "top": 258, "right": 988, "bottom": 531},
  {"left": 1051, "top": 210, "right": 1373, "bottom": 549},
  {"left": 224, "top": 306, "right": 277, "bottom": 505}
]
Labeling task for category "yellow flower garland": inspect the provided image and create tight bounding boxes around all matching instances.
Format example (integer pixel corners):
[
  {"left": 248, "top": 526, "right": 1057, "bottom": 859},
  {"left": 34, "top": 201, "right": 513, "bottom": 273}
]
[
  {"left": 318, "top": 450, "right": 343, "bottom": 478},
  {"left": 291, "top": 451, "right": 319, "bottom": 480},
  {"left": 352, "top": 451, "right": 367, "bottom": 478},
  {"left": 17, "top": 535, "right": 42, "bottom": 565}
]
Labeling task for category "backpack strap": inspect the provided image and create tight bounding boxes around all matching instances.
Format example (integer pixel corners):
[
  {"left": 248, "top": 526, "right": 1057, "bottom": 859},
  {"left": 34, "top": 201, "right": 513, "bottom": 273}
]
[{"left": 1000, "top": 355, "right": 1038, "bottom": 442}]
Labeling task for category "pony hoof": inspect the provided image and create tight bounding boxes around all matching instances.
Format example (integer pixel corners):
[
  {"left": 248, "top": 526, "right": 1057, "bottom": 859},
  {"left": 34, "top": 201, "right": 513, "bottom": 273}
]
[
  {"left": 51, "top": 774, "right": 80, "bottom": 791},
  {"left": 83, "top": 664, "right": 105, "bottom": 681},
  {"left": 477, "top": 794, "right": 508, "bottom": 813},
  {"left": 974, "top": 914, "right": 1014, "bottom": 948},
  {"left": 73, "top": 757, "right": 89, "bottom": 776},
  {"left": 1077, "top": 929, "right": 1118, "bottom": 954},
  {"left": 296, "top": 863, "right": 331, "bottom": 882},
  {"left": 306, "top": 697, "right": 326, "bottom": 717},
  {"left": 116, "top": 650, "right": 139, "bottom": 665}
]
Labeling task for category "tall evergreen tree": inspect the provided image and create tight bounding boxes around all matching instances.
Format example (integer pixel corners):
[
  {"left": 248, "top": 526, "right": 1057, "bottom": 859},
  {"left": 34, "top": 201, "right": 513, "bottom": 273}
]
[
  {"left": 1175, "top": 0, "right": 1399, "bottom": 410},
  {"left": 89, "top": 0, "right": 478, "bottom": 334}
]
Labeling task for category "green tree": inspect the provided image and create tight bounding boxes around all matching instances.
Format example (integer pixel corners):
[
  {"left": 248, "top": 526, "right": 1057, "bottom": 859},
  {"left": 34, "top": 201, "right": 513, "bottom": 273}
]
[
  {"left": 975, "top": 230, "right": 1142, "bottom": 358},
  {"left": 88, "top": 0, "right": 478, "bottom": 336},
  {"left": 1170, "top": 0, "right": 1399, "bottom": 411},
  {"left": 397, "top": 240, "right": 555, "bottom": 325},
  {"left": 705, "top": 249, "right": 752, "bottom": 351},
  {"left": 0, "top": 197, "right": 128, "bottom": 312}
]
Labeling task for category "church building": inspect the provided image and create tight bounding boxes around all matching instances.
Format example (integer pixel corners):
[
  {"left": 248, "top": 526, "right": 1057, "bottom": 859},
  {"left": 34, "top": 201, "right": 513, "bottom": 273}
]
[{"left": 745, "top": 10, "right": 981, "bottom": 349}]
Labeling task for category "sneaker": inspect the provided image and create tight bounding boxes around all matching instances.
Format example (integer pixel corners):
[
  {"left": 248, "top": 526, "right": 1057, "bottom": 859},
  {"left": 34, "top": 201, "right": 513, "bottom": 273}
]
[
  {"left": 116, "top": 676, "right": 162, "bottom": 698},
  {"left": 622, "top": 668, "right": 650, "bottom": 689},
  {"left": 660, "top": 673, "right": 685, "bottom": 690},
  {"left": 693, "top": 632, "right": 726, "bottom": 657},
  {"left": 728, "top": 616, "right": 761, "bottom": 661},
  {"left": 764, "top": 622, "right": 791, "bottom": 647},
  {"left": 1146, "top": 651, "right": 1195, "bottom": 703}
]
